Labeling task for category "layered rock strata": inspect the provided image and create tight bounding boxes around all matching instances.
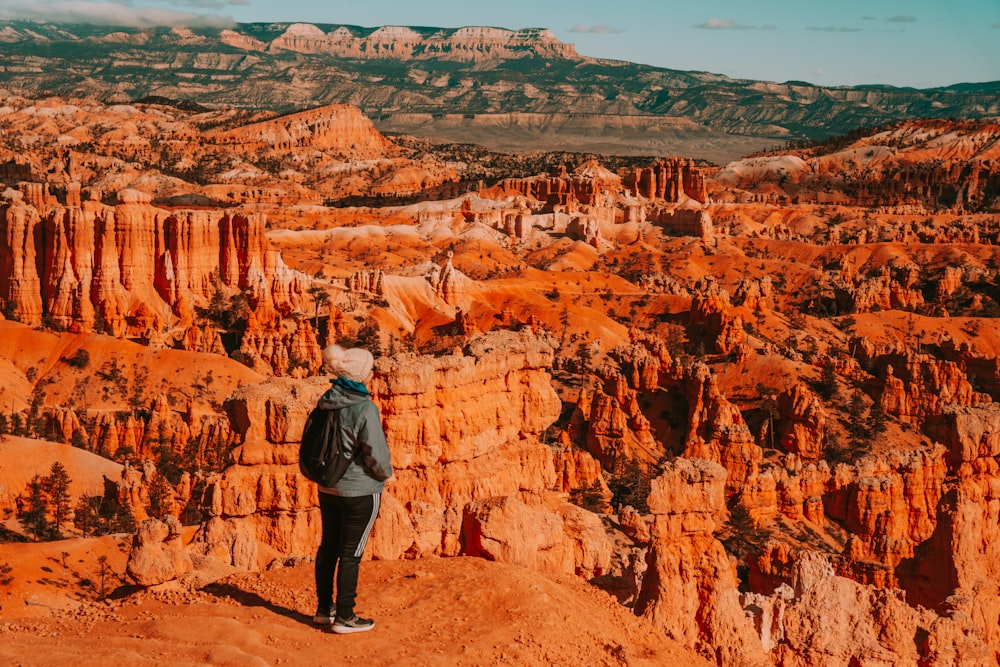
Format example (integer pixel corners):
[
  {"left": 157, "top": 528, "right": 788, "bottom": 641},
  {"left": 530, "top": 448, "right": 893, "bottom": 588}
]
[
  {"left": 264, "top": 24, "right": 578, "bottom": 62},
  {"left": 210, "top": 104, "right": 393, "bottom": 157},
  {"left": 621, "top": 158, "right": 707, "bottom": 204},
  {"left": 0, "top": 186, "right": 307, "bottom": 334},
  {"left": 191, "top": 332, "right": 615, "bottom": 578}
]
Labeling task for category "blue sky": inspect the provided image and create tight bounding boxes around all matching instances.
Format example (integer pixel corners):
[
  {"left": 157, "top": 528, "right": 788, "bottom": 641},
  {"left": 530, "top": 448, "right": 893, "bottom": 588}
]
[{"left": 2, "top": 0, "right": 999, "bottom": 88}]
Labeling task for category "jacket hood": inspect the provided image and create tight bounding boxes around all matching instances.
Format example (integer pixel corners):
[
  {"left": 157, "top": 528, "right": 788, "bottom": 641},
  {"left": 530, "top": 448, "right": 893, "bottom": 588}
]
[{"left": 316, "top": 379, "right": 370, "bottom": 410}]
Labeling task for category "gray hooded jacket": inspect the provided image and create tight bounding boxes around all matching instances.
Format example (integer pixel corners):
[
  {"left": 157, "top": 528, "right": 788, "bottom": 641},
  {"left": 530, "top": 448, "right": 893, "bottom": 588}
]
[{"left": 315, "top": 379, "right": 393, "bottom": 497}]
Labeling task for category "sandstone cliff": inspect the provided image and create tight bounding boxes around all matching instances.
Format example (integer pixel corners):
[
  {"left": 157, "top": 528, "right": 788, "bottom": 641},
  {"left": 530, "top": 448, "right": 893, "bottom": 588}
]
[
  {"left": 265, "top": 24, "right": 578, "bottom": 61},
  {"left": 190, "top": 332, "right": 618, "bottom": 579},
  {"left": 717, "top": 119, "right": 1000, "bottom": 211},
  {"left": 210, "top": 104, "right": 394, "bottom": 158},
  {"left": 0, "top": 186, "right": 307, "bottom": 334}
]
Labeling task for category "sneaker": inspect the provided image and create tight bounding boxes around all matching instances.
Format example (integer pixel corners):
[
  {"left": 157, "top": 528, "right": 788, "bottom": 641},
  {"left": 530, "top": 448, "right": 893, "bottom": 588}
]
[
  {"left": 332, "top": 614, "right": 375, "bottom": 634},
  {"left": 313, "top": 610, "right": 335, "bottom": 625}
]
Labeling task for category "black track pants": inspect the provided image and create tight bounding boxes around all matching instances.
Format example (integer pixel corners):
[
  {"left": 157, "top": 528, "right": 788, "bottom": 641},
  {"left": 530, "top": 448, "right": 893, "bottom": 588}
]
[{"left": 315, "top": 492, "right": 381, "bottom": 618}]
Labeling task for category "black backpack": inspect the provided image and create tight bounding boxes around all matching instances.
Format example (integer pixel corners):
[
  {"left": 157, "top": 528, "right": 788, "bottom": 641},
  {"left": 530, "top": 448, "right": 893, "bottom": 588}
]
[{"left": 299, "top": 407, "right": 353, "bottom": 486}]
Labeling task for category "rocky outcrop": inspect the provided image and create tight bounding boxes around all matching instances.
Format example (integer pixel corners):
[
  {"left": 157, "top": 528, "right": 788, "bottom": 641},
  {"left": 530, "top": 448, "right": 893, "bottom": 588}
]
[
  {"left": 555, "top": 434, "right": 610, "bottom": 498},
  {"left": 237, "top": 310, "right": 323, "bottom": 377},
  {"left": 371, "top": 333, "right": 565, "bottom": 557},
  {"left": 126, "top": 516, "right": 193, "bottom": 586},
  {"left": 672, "top": 362, "right": 759, "bottom": 493},
  {"left": 926, "top": 403, "right": 1000, "bottom": 468},
  {"left": 192, "top": 332, "right": 611, "bottom": 578},
  {"left": 499, "top": 162, "right": 620, "bottom": 211},
  {"left": 776, "top": 383, "right": 827, "bottom": 461},
  {"left": 266, "top": 24, "right": 579, "bottom": 62},
  {"left": 737, "top": 458, "right": 829, "bottom": 526},
  {"left": 429, "top": 256, "right": 470, "bottom": 306},
  {"left": 571, "top": 364, "right": 664, "bottom": 470},
  {"left": 631, "top": 453, "right": 997, "bottom": 665},
  {"left": 690, "top": 279, "right": 746, "bottom": 355},
  {"left": 621, "top": 158, "right": 707, "bottom": 204},
  {"left": 210, "top": 104, "right": 393, "bottom": 158},
  {"left": 0, "top": 189, "right": 44, "bottom": 323},
  {"left": 825, "top": 449, "right": 946, "bottom": 585},
  {"left": 745, "top": 549, "right": 993, "bottom": 666},
  {"left": 564, "top": 339, "right": 758, "bottom": 491},
  {"left": 462, "top": 495, "right": 613, "bottom": 578},
  {"left": 348, "top": 268, "right": 386, "bottom": 296},
  {"left": 732, "top": 276, "right": 774, "bottom": 312},
  {"left": 870, "top": 354, "right": 992, "bottom": 423},
  {"left": 840, "top": 267, "right": 924, "bottom": 313},
  {"left": 566, "top": 215, "right": 602, "bottom": 247},
  {"left": 897, "top": 407, "right": 1000, "bottom": 655},
  {"left": 180, "top": 323, "right": 227, "bottom": 356},
  {"left": 649, "top": 207, "right": 714, "bottom": 244},
  {"left": 0, "top": 187, "right": 308, "bottom": 333},
  {"left": 635, "top": 458, "right": 769, "bottom": 666}
]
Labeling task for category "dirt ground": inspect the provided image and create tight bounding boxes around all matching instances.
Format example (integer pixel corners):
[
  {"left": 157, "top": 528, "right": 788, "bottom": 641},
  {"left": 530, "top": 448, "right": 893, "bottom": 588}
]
[{"left": 0, "top": 547, "right": 709, "bottom": 667}]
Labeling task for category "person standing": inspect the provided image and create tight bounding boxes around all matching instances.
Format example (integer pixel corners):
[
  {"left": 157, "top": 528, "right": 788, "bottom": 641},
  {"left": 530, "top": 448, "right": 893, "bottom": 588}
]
[{"left": 312, "top": 344, "right": 393, "bottom": 634}]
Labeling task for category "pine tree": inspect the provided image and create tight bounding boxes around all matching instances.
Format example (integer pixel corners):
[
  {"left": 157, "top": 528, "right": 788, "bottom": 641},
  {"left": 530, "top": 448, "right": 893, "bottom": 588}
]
[
  {"left": 846, "top": 387, "right": 871, "bottom": 451},
  {"left": 96, "top": 555, "right": 111, "bottom": 599},
  {"left": 127, "top": 363, "right": 150, "bottom": 418},
  {"left": 721, "top": 503, "right": 769, "bottom": 560},
  {"left": 308, "top": 284, "right": 330, "bottom": 330},
  {"left": 815, "top": 363, "right": 838, "bottom": 399},
  {"left": 46, "top": 461, "right": 73, "bottom": 534},
  {"left": 757, "top": 385, "right": 781, "bottom": 450},
  {"left": 27, "top": 388, "right": 46, "bottom": 439},
  {"left": 110, "top": 500, "right": 137, "bottom": 534},
  {"left": 608, "top": 457, "right": 651, "bottom": 513},
  {"left": 74, "top": 494, "right": 103, "bottom": 537},
  {"left": 146, "top": 472, "right": 174, "bottom": 521},
  {"left": 569, "top": 480, "right": 607, "bottom": 513},
  {"left": 9, "top": 412, "right": 25, "bottom": 437},
  {"left": 868, "top": 399, "right": 888, "bottom": 437},
  {"left": 847, "top": 388, "right": 866, "bottom": 430},
  {"left": 21, "top": 475, "right": 50, "bottom": 540}
]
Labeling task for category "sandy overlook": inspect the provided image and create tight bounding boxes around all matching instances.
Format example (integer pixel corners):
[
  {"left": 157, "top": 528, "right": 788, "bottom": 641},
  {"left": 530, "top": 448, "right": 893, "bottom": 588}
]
[
  {"left": 0, "top": 554, "right": 708, "bottom": 666},
  {"left": 0, "top": 92, "right": 999, "bottom": 665}
]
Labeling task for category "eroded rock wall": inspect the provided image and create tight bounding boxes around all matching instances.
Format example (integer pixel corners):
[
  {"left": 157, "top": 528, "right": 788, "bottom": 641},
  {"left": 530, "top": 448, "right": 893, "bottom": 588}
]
[
  {"left": 191, "top": 332, "right": 614, "bottom": 578},
  {"left": 0, "top": 187, "right": 306, "bottom": 333}
]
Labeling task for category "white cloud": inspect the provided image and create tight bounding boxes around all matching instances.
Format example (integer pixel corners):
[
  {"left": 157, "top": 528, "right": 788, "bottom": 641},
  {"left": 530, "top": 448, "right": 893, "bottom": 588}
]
[
  {"left": 693, "top": 17, "right": 756, "bottom": 30},
  {"left": 887, "top": 15, "right": 916, "bottom": 23},
  {"left": 568, "top": 23, "right": 622, "bottom": 34},
  {"left": 0, "top": 0, "right": 235, "bottom": 26}
]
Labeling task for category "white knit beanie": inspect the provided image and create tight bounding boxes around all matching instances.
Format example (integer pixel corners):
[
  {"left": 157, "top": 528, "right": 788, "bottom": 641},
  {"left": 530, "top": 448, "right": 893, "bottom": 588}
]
[{"left": 322, "top": 344, "right": 374, "bottom": 382}]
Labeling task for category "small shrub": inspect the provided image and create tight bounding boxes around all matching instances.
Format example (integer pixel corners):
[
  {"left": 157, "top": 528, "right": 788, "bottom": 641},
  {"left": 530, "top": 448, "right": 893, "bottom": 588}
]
[
  {"left": 0, "top": 561, "right": 12, "bottom": 585},
  {"left": 64, "top": 349, "right": 90, "bottom": 369}
]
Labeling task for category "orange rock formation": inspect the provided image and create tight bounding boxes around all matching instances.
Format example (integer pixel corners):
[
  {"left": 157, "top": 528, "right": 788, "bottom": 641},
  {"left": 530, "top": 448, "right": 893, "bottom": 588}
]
[{"left": 4, "top": 107, "right": 1000, "bottom": 666}]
